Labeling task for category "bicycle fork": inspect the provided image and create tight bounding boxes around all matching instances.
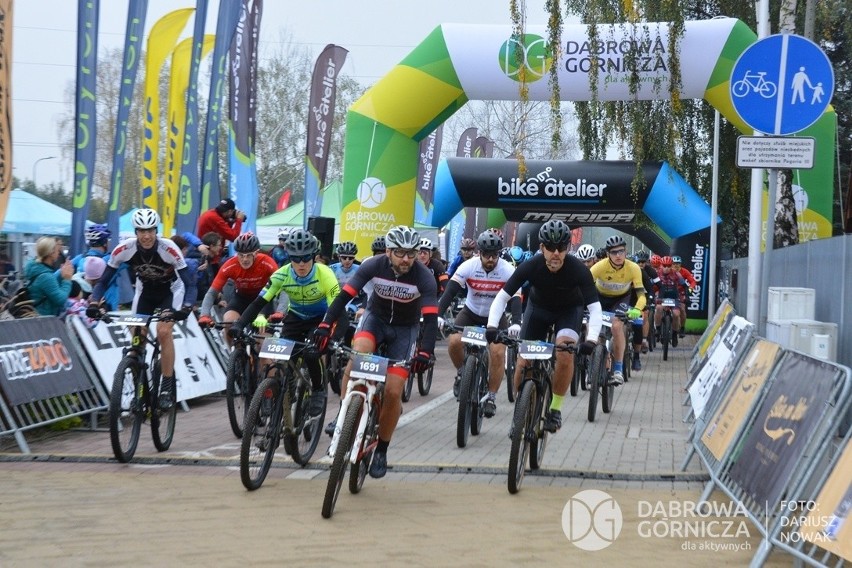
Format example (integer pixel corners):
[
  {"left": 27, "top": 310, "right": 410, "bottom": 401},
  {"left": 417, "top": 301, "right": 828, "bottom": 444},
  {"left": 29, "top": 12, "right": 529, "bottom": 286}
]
[{"left": 327, "top": 380, "right": 378, "bottom": 461}]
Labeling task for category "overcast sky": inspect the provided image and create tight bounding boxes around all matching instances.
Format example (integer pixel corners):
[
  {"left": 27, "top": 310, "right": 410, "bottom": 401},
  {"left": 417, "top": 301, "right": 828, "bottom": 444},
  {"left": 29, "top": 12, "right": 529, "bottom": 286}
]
[{"left": 11, "top": 0, "right": 558, "bottom": 191}]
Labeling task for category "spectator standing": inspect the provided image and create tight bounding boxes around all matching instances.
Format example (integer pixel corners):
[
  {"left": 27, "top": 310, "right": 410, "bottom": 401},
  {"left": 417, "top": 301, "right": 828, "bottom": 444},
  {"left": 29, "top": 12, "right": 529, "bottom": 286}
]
[
  {"left": 196, "top": 198, "right": 245, "bottom": 271},
  {"left": 24, "top": 237, "right": 74, "bottom": 316}
]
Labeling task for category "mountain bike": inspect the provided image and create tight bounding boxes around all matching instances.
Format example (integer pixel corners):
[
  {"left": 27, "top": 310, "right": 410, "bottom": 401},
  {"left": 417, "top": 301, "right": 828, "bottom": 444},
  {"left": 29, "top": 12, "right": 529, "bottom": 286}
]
[
  {"left": 645, "top": 301, "right": 656, "bottom": 352},
  {"left": 587, "top": 311, "right": 627, "bottom": 423},
  {"left": 402, "top": 317, "right": 434, "bottom": 401},
  {"left": 570, "top": 314, "right": 589, "bottom": 397},
  {"left": 208, "top": 322, "right": 263, "bottom": 439},
  {"left": 452, "top": 325, "right": 491, "bottom": 448},
  {"left": 500, "top": 334, "right": 575, "bottom": 494},
  {"left": 240, "top": 334, "right": 328, "bottom": 490},
  {"left": 658, "top": 298, "right": 678, "bottom": 361},
  {"left": 102, "top": 310, "right": 184, "bottom": 463},
  {"left": 322, "top": 344, "right": 408, "bottom": 519}
]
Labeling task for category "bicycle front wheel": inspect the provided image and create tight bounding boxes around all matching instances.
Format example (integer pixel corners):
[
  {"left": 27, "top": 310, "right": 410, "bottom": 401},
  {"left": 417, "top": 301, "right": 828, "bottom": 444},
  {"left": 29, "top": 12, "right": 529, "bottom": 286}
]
[
  {"left": 662, "top": 314, "right": 672, "bottom": 361},
  {"left": 456, "top": 357, "right": 476, "bottom": 448},
  {"left": 322, "top": 395, "right": 362, "bottom": 519},
  {"left": 587, "top": 344, "right": 606, "bottom": 423},
  {"left": 240, "top": 378, "right": 283, "bottom": 491},
  {"left": 151, "top": 360, "right": 176, "bottom": 451},
  {"left": 226, "top": 348, "right": 253, "bottom": 438},
  {"left": 529, "top": 377, "right": 551, "bottom": 470},
  {"left": 109, "top": 357, "right": 143, "bottom": 463},
  {"left": 401, "top": 371, "right": 414, "bottom": 402},
  {"left": 470, "top": 358, "right": 488, "bottom": 436},
  {"left": 508, "top": 380, "right": 536, "bottom": 494}
]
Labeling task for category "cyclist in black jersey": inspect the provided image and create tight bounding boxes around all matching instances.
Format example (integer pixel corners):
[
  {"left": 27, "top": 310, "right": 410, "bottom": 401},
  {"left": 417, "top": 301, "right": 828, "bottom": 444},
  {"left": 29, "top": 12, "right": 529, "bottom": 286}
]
[
  {"left": 314, "top": 225, "right": 438, "bottom": 479},
  {"left": 487, "top": 220, "right": 602, "bottom": 433},
  {"left": 88, "top": 208, "right": 197, "bottom": 410}
]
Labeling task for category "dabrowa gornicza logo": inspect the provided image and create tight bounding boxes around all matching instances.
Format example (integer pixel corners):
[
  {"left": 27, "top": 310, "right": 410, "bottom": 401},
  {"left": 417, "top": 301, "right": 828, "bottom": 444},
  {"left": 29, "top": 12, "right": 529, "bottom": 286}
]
[{"left": 498, "top": 34, "right": 553, "bottom": 82}]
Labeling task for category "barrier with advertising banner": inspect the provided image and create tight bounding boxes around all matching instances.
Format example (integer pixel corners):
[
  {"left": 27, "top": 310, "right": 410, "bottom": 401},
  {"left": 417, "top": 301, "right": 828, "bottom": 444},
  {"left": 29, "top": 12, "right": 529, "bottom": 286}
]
[
  {"left": 0, "top": 317, "right": 108, "bottom": 453},
  {"left": 681, "top": 300, "right": 851, "bottom": 567},
  {"left": 69, "top": 312, "right": 227, "bottom": 403}
]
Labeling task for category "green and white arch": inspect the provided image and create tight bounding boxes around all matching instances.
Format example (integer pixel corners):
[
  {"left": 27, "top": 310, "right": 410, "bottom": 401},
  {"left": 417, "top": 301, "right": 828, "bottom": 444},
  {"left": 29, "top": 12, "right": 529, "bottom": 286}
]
[{"left": 338, "top": 18, "right": 836, "bottom": 254}]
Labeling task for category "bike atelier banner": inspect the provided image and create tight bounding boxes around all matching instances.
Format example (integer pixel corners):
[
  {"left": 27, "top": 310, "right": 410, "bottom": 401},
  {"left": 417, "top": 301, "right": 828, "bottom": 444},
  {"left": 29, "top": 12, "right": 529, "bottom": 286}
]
[{"left": 0, "top": 318, "right": 92, "bottom": 406}]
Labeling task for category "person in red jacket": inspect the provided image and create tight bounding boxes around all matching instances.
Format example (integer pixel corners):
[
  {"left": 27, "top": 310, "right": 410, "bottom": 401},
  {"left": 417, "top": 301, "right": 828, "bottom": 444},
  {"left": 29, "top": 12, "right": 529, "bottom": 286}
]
[{"left": 196, "top": 198, "right": 245, "bottom": 273}]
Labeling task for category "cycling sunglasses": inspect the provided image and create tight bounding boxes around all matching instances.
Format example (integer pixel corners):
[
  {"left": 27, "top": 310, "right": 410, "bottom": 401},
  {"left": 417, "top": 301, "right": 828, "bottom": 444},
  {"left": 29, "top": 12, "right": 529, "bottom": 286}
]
[
  {"left": 339, "top": 255, "right": 355, "bottom": 261},
  {"left": 542, "top": 242, "right": 568, "bottom": 253},
  {"left": 290, "top": 253, "right": 314, "bottom": 263},
  {"left": 391, "top": 249, "right": 417, "bottom": 259}
]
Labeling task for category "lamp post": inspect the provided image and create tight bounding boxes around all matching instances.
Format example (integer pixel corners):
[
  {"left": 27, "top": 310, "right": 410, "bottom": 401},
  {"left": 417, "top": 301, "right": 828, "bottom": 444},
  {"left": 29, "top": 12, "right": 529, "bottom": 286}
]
[{"left": 32, "top": 156, "right": 56, "bottom": 189}]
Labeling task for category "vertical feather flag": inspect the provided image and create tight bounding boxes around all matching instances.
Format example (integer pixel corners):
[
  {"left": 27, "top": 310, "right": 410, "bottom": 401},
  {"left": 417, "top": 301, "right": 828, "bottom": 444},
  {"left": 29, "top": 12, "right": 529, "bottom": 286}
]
[
  {"left": 163, "top": 35, "right": 214, "bottom": 236},
  {"left": 105, "top": 0, "right": 147, "bottom": 249},
  {"left": 227, "top": 0, "right": 256, "bottom": 232},
  {"left": 140, "top": 8, "right": 193, "bottom": 212},
  {"left": 447, "top": 126, "right": 478, "bottom": 260},
  {"left": 200, "top": 0, "right": 242, "bottom": 212},
  {"left": 247, "top": 0, "right": 262, "bottom": 223},
  {"left": 303, "top": 44, "right": 348, "bottom": 228},
  {"left": 174, "top": 0, "right": 209, "bottom": 235},
  {"left": 70, "top": 0, "right": 100, "bottom": 256},
  {"left": 0, "top": 0, "right": 13, "bottom": 228},
  {"left": 415, "top": 124, "right": 443, "bottom": 224}
]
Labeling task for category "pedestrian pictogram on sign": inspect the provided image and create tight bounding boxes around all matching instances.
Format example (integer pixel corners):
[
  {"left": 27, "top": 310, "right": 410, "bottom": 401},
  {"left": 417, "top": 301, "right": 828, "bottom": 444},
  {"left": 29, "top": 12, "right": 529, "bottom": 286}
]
[{"left": 730, "top": 34, "right": 834, "bottom": 135}]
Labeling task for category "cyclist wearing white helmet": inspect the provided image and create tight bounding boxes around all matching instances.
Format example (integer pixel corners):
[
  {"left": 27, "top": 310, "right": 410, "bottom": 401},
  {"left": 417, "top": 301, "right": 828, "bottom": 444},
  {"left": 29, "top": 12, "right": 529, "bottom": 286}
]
[
  {"left": 487, "top": 220, "right": 603, "bottom": 434},
  {"left": 314, "top": 224, "right": 438, "bottom": 479},
  {"left": 575, "top": 243, "right": 597, "bottom": 269},
  {"left": 268, "top": 228, "right": 291, "bottom": 267},
  {"left": 88, "top": 208, "right": 197, "bottom": 410},
  {"left": 417, "top": 237, "right": 448, "bottom": 298}
]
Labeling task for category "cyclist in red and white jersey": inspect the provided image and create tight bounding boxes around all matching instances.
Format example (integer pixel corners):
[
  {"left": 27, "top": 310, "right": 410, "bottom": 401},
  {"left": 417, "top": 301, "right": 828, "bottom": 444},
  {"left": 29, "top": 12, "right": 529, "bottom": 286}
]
[{"left": 438, "top": 229, "right": 521, "bottom": 417}]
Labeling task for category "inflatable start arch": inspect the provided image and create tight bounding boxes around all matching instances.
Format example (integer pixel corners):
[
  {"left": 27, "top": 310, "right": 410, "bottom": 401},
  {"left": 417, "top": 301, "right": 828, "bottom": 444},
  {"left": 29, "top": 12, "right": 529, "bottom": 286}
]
[{"left": 337, "top": 18, "right": 836, "bottom": 329}]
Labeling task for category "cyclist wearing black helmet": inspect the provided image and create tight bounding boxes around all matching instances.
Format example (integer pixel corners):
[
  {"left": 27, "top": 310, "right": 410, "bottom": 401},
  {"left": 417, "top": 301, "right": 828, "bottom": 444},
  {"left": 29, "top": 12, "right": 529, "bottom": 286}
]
[
  {"left": 487, "top": 220, "right": 602, "bottom": 434},
  {"left": 590, "top": 235, "right": 646, "bottom": 382},
  {"left": 72, "top": 223, "right": 128, "bottom": 311},
  {"left": 439, "top": 229, "right": 521, "bottom": 417},
  {"left": 417, "top": 237, "right": 448, "bottom": 298},
  {"left": 232, "top": 228, "right": 341, "bottom": 420},
  {"left": 634, "top": 250, "right": 658, "bottom": 354},
  {"left": 314, "top": 225, "right": 438, "bottom": 479}
]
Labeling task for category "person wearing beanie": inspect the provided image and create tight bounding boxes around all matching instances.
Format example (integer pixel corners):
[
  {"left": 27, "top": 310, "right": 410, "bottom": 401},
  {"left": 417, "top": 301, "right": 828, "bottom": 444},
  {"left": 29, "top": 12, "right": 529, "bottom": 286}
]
[{"left": 196, "top": 198, "right": 245, "bottom": 276}]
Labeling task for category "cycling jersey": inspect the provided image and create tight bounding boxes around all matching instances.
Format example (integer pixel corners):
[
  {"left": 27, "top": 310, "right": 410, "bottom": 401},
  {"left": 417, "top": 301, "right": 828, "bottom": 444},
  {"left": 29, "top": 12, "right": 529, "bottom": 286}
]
[
  {"left": 487, "top": 253, "right": 602, "bottom": 341},
  {"left": 259, "top": 263, "right": 340, "bottom": 320},
  {"left": 655, "top": 270, "right": 687, "bottom": 299},
  {"left": 422, "top": 258, "right": 448, "bottom": 298},
  {"left": 329, "top": 262, "right": 360, "bottom": 288},
  {"left": 93, "top": 237, "right": 195, "bottom": 307},
  {"left": 200, "top": 252, "right": 278, "bottom": 316},
  {"left": 322, "top": 254, "right": 439, "bottom": 352},
  {"left": 590, "top": 258, "right": 647, "bottom": 311},
  {"left": 446, "top": 256, "right": 516, "bottom": 318},
  {"left": 675, "top": 266, "right": 697, "bottom": 289}
]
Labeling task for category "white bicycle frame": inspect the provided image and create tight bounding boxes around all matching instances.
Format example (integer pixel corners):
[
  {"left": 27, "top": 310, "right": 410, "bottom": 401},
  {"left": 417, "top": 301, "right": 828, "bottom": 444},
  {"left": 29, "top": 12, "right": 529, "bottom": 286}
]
[{"left": 326, "top": 376, "right": 381, "bottom": 465}]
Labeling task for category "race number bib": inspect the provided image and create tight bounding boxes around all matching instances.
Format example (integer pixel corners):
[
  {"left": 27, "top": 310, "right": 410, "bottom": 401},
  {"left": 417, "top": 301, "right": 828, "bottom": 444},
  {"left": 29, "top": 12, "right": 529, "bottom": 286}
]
[
  {"left": 111, "top": 314, "right": 149, "bottom": 327},
  {"left": 461, "top": 326, "right": 487, "bottom": 346},
  {"left": 349, "top": 352, "right": 388, "bottom": 382},
  {"left": 601, "top": 311, "right": 614, "bottom": 327},
  {"left": 519, "top": 340, "right": 554, "bottom": 360},
  {"left": 259, "top": 337, "right": 295, "bottom": 361},
  {"left": 661, "top": 298, "right": 678, "bottom": 308}
]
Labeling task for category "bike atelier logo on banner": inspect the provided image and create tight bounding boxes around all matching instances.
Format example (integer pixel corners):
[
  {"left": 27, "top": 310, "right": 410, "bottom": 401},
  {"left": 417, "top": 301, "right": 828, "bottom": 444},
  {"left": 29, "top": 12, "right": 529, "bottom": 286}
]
[{"left": 562, "top": 490, "right": 754, "bottom": 553}]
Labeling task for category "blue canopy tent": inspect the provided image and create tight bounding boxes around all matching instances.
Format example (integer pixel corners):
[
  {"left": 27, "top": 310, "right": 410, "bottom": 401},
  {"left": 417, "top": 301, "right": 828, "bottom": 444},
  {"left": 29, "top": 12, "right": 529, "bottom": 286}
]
[{"left": 1, "top": 189, "right": 82, "bottom": 235}]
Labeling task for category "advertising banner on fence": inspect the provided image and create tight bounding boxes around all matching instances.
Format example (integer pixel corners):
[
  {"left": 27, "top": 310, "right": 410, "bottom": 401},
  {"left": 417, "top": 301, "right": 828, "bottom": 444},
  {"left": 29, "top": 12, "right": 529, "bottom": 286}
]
[
  {"left": 69, "top": 313, "right": 226, "bottom": 402},
  {"left": 687, "top": 315, "right": 754, "bottom": 419},
  {"left": 689, "top": 299, "right": 735, "bottom": 379},
  {"left": 800, "top": 440, "right": 852, "bottom": 560},
  {"left": 701, "top": 339, "right": 781, "bottom": 461},
  {"left": 0, "top": 318, "right": 93, "bottom": 406},
  {"left": 728, "top": 351, "right": 836, "bottom": 507}
]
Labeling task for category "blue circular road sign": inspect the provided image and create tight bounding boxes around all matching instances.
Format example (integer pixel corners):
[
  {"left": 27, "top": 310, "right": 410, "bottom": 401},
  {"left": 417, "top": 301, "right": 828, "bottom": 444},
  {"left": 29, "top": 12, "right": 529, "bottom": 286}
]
[{"left": 730, "top": 34, "right": 834, "bottom": 135}]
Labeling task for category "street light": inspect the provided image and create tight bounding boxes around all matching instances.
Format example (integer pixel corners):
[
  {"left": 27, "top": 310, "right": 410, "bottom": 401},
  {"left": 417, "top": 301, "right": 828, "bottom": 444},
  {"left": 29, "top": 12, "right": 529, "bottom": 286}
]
[{"left": 32, "top": 156, "right": 56, "bottom": 189}]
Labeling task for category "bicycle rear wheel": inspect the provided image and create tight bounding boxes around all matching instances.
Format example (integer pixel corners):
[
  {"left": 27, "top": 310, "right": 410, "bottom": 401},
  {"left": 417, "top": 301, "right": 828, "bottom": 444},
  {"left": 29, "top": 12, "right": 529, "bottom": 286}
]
[
  {"left": 322, "top": 396, "right": 362, "bottom": 518},
  {"left": 528, "top": 376, "right": 551, "bottom": 470},
  {"left": 508, "top": 380, "right": 536, "bottom": 494},
  {"left": 587, "top": 344, "right": 606, "bottom": 423},
  {"left": 287, "top": 365, "right": 325, "bottom": 466},
  {"left": 226, "top": 348, "right": 253, "bottom": 438},
  {"left": 417, "top": 365, "right": 433, "bottom": 396},
  {"left": 456, "top": 357, "right": 476, "bottom": 448},
  {"left": 350, "top": 397, "right": 378, "bottom": 494},
  {"left": 240, "top": 378, "right": 283, "bottom": 491},
  {"left": 109, "top": 357, "right": 143, "bottom": 463},
  {"left": 151, "top": 360, "right": 176, "bottom": 451}
]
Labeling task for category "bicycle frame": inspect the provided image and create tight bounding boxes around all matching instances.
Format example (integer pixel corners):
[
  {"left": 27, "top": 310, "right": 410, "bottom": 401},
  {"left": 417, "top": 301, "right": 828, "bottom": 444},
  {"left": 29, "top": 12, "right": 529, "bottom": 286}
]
[{"left": 327, "top": 376, "right": 382, "bottom": 465}]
